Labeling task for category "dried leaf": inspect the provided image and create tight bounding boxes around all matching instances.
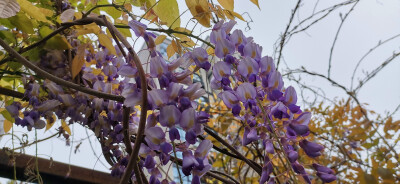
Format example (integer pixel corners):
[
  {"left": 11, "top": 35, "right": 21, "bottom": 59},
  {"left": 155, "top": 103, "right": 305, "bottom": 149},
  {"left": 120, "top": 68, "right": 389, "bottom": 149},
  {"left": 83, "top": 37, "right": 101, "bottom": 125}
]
[
  {"left": 71, "top": 43, "right": 87, "bottom": 79},
  {"left": 185, "top": 0, "right": 211, "bottom": 27},
  {"left": 0, "top": 0, "right": 20, "bottom": 18}
]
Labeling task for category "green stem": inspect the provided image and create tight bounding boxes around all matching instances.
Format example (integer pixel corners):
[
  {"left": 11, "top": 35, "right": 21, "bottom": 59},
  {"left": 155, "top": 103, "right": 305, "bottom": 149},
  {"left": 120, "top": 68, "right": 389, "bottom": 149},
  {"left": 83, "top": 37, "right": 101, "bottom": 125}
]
[{"left": 172, "top": 142, "right": 183, "bottom": 184}]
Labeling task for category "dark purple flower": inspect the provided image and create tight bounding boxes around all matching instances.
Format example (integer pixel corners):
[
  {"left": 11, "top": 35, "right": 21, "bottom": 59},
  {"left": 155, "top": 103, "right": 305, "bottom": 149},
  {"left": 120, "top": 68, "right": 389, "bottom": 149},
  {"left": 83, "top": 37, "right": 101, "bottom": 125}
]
[
  {"left": 169, "top": 127, "right": 180, "bottom": 141},
  {"left": 299, "top": 140, "right": 324, "bottom": 158},
  {"left": 313, "top": 163, "right": 337, "bottom": 183}
]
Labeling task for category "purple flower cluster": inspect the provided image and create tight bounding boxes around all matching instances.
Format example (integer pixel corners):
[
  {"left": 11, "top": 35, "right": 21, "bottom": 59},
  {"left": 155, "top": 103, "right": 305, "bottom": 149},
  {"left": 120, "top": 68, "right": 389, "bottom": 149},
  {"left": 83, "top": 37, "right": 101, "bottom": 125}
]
[{"left": 209, "top": 20, "right": 336, "bottom": 183}]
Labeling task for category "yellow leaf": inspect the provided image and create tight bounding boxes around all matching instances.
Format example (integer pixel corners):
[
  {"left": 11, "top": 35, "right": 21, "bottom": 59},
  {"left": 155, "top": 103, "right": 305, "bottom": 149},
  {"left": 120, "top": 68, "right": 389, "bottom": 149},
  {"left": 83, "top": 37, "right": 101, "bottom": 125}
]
[
  {"left": 98, "top": 33, "right": 116, "bottom": 55},
  {"left": 232, "top": 11, "right": 245, "bottom": 21},
  {"left": 71, "top": 43, "right": 87, "bottom": 79},
  {"left": 154, "top": 0, "right": 180, "bottom": 29},
  {"left": 61, "top": 119, "right": 71, "bottom": 135},
  {"left": 17, "top": 0, "right": 52, "bottom": 24},
  {"left": 39, "top": 7, "right": 53, "bottom": 17},
  {"left": 166, "top": 43, "right": 175, "bottom": 59},
  {"left": 45, "top": 114, "right": 56, "bottom": 131},
  {"left": 75, "top": 23, "right": 101, "bottom": 36},
  {"left": 250, "top": 0, "right": 260, "bottom": 9},
  {"left": 3, "top": 119, "right": 12, "bottom": 133},
  {"left": 217, "top": 0, "right": 234, "bottom": 11},
  {"left": 185, "top": 0, "right": 211, "bottom": 27},
  {"left": 155, "top": 35, "right": 167, "bottom": 45},
  {"left": 179, "top": 36, "right": 196, "bottom": 47}
]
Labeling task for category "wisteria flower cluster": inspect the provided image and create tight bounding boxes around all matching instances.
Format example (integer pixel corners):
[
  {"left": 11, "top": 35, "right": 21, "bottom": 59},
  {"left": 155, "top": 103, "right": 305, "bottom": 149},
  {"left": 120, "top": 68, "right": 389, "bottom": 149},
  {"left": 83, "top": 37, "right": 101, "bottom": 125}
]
[
  {"left": 209, "top": 20, "right": 336, "bottom": 183},
  {"left": 4, "top": 15, "right": 336, "bottom": 183}
]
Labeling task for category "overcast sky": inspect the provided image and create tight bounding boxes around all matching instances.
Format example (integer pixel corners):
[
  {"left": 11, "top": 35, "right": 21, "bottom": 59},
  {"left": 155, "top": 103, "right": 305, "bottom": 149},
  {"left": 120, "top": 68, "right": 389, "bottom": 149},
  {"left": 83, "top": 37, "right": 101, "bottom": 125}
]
[{"left": 1, "top": 0, "right": 399, "bottom": 182}]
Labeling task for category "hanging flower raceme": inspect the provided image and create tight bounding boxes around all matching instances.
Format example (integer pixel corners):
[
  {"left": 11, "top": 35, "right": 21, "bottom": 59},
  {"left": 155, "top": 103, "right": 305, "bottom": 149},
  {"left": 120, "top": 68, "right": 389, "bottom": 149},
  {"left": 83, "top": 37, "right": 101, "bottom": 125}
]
[{"left": 208, "top": 20, "right": 336, "bottom": 184}]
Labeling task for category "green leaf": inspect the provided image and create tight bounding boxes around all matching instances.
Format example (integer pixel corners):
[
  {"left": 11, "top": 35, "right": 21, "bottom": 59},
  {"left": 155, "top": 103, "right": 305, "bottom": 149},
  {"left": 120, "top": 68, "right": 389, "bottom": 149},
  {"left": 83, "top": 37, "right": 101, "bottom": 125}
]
[
  {"left": 154, "top": 0, "right": 180, "bottom": 29},
  {"left": 0, "top": 30, "right": 16, "bottom": 44},
  {"left": 9, "top": 12, "right": 34, "bottom": 34},
  {"left": 1, "top": 108, "right": 15, "bottom": 123},
  {"left": 103, "top": 7, "right": 122, "bottom": 20},
  {"left": 8, "top": 62, "right": 22, "bottom": 71}
]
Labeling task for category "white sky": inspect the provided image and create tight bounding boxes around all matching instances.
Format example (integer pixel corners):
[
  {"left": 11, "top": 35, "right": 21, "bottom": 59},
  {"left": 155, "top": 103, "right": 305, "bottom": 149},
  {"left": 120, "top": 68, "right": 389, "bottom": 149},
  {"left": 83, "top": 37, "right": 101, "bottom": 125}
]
[{"left": 1, "top": 0, "right": 399, "bottom": 182}]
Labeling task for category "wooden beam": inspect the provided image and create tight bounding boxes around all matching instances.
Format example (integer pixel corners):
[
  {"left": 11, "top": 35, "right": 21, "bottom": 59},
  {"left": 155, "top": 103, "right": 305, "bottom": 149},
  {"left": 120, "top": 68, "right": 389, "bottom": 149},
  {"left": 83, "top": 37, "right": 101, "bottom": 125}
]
[{"left": 0, "top": 150, "right": 119, "bottom": 184}]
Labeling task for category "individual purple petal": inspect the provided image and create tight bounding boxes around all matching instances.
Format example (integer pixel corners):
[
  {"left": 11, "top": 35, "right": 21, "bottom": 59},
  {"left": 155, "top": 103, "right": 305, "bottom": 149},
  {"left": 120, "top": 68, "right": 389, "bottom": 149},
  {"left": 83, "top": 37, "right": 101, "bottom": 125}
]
[
  {"left": 271, "top": 102, "right": 290, "bottom": 119},
  {"left": 230, "top": 29, "right": 247, "bottom": 46},
  {"left": 6, "top": 103, "right": 20, "bottom": 118},
  {"left": 103, "top": 65, "right": 118, "bottom": 78},
  {"left": 293, "top": 112, "right": 311, "bottom": 125},
  {"left": 221, "top": 20, "right": 236, "bottom": 34},
  {"left": 242, "top": 127, "right": 258, "bottom": 145},
  {"left": 182, "top": 150, "right": 199, "bottom": 176},
  {"left": 168, "top": 82, "right": 183, "bottom": 101},
  {"left": 144, "top": 155, "right": 155, "bottom": 169},
  {"left": 128, "top": 20, "right": 147, "bottom": 37},
  {"left": 192, "top": 47, "right": 210, "bottom": 70},
  {"left": 215, "top": 38, "right": 235, "bottom": 58},
  {"left": 117, "top": 65, "right": 137, "bottom": 78},
  {"left": 191, "top": 175, "right": 200, "bottom": 184},
  {"left": 284, "top": 86, "right": 297, "bottom": 105},
  {"left": 265, "top": 140, "right": 274, "bottom": 154},
  {"left": 59, "top": 94, "right": 75, "bottom": 106},
  {"left": 180, "top": 108, "right": 195, "bottom": 130},
  {"left": 289, "top": 123, "right": 310, "bottom": 136},
  {"left": 312, "top": 163, "right": 334, "bottom": 174},
  {"left": 195, "top": 140, "right": 212, "bottom": 159},
  {"left": 218, "top": 91, "right": 239, "bottom": 108},
  {"left": 243, "top": 42, "right": 262, "bottom": 60},
  {"left": 259, "top": 56, "right": 275, "bottom": 75},
  {"left": 148, "top": 90, "right": 168, "bottom": 108},
  {"left": 169, "top": 127, "right": 180, "bottom": 141},
  {"left": 183, "top": 83, "right": 205, "bottom": 100},
  {"left": 159, "top": 105, "right": 181, "bottom": 127},
  {"left": 160, "top": 142, "right": 172, "bottom": 154},
  {"left": 317, "top": 173, "right": 337, "bottom": 183},
  {"left": 237, "top": 57, "right": 259, "bottom": 78},
  {"left": 236, "top": 82, "right": 257, "bottom": 102},
  {"left": 212, "top": 61, "right": 231, "bottom": 81},
  {"left": 185, "top": 130, "right": 197, "bottom": 145},
  {"left": 36, "top": 100, "right": 61, "bottom": 112},
  {"left": 287, "top": 150, "right": 298, "bottom": 163},
  {"left": 268, "top": 71, "right": 284, "bottom": 90},
  {"left": 144, "top": 127, "right": 165, "bottom": 149},
  {"left": 150, "top": 56, "right": 168, "bottom": 78},
  {"left": 299, "top": 140, "right": 324, "bottom": 158},
  {"left": 268, "top": 89, "right": 283, "bottom": 101}
]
